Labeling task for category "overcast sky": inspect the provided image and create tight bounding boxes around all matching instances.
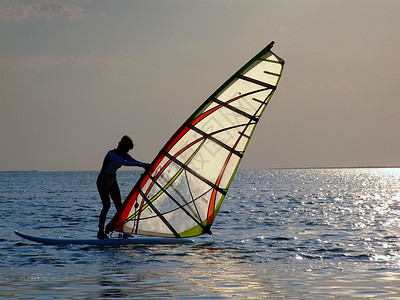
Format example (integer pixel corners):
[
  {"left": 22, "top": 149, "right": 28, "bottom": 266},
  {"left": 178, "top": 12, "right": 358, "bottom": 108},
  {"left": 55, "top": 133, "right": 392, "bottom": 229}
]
[{"left": 1, "top": 0, "right": 399, "bottom": 171}]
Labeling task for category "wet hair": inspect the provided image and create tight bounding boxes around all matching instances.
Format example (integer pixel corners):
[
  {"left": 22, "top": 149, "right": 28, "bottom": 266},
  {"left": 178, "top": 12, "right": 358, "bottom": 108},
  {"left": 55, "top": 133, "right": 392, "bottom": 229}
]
[{"left": 118, "top": 135, "right": 134, "bottom": 150}]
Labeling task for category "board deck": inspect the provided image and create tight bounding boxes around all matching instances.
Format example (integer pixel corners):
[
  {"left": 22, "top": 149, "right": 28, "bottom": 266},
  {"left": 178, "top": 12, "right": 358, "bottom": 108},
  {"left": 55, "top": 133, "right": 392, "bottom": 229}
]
[{"left": 14, "top": 230, "right": 194, "bottom": 245}]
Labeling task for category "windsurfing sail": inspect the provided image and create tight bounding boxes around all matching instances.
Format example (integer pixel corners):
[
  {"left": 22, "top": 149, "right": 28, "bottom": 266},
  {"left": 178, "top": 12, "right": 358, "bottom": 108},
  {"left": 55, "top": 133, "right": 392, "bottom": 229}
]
[{"left": 106, "top": 41, "right": 285, "bottom": 238}]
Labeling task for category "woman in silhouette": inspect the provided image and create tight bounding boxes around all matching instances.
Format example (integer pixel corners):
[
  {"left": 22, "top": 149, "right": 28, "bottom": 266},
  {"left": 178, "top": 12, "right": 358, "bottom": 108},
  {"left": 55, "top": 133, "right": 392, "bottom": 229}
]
[{"left": 97, "top": 135, "right": 149, "bottom": 239}]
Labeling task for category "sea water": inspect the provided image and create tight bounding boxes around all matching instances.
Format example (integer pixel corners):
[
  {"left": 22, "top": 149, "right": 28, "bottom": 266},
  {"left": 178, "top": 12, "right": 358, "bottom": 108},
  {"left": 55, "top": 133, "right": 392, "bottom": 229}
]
[{"left": 1, "top": 168, "right": 400, "bottom": 299}]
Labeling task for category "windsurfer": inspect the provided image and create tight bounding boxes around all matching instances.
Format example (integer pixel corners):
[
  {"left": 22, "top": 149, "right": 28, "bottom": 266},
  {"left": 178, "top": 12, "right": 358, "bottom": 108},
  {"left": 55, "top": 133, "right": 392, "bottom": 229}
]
[{"left": 97, "top": 135, "right": 150, "bottom": 240}]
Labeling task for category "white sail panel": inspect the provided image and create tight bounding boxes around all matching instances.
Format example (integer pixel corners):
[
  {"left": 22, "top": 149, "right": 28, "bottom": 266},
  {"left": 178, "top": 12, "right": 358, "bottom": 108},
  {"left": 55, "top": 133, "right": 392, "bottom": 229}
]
[
  {"left": 244, "top": 61, "right": 281, "bottom": 85},
  {"left": 218, "top": 80, "right": 270, "bottom": 102}
]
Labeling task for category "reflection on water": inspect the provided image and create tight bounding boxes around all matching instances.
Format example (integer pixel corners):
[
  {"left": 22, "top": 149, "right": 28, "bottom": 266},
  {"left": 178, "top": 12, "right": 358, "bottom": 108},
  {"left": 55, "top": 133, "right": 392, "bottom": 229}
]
[
  {"left": 1, "top": 168, "right": 400, "bottom": 298},
  {"left": 94, "top": 245, "right": 270, "bottom": 298}
]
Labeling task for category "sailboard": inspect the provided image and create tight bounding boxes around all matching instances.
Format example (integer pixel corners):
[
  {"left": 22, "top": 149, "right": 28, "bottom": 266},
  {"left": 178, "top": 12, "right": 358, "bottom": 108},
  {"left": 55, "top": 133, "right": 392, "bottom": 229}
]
[
  {"left": 106, "top": 41, "right": 285, "bottom": 238},
  {"left": 14, "top": 230, "right": 193, "bottom": 245}
]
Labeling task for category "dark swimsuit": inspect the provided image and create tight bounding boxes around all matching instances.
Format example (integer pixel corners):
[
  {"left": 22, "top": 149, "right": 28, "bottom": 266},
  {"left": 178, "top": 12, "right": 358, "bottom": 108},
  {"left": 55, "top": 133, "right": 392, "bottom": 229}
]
[{"left": 97, "top": 149, "right": 147, "bottom": 236}]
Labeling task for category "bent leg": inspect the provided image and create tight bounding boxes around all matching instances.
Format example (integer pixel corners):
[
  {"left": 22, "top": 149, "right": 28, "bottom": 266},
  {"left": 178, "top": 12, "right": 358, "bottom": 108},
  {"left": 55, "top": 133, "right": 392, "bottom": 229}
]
[
  {"left": 109, "top": 181, "right": 133, "bottom": 238},
  {"left": 97, "top": 175, "right": 111, "bottom": 239},
  {"left": 109, "top": 181, "right": 122, "bottom": 211}
]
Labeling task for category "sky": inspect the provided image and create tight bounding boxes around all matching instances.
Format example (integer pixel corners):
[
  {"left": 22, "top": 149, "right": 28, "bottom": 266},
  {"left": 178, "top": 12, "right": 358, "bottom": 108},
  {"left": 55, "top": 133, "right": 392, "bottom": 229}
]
[{"left": 1, "top": 0, "right": 400, "bottom": 171}]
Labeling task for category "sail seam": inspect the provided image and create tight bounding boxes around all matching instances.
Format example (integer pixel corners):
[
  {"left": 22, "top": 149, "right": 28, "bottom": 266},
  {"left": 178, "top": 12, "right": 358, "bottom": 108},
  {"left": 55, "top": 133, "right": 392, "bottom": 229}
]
[
  {"left": 163, "top": 151, "right": 227, "bottom": 196},
  {"left": 239, "top": 131, "right": 251, "bottom": 139},
  {"left": 263, "top": 70, "right": 280, "bottom": 76},
  {"left": 187, "top": 123, "right": 244, "bottom": 158},
  {"left": 137, "top": 187, "right": 180, "bottom": 237},
  {"left": 210, "top": 97, "right": 259, "bottom": 122},
  {"left": 146, "top": 171, "right": 211, "bottom": 232},
  {"left": 263, "top": 58, "right": 284, "bottom": 65},
  {"left": 237, "top": 74, "right": 276, "bottom": 90},
  {"left": 251, "top": 97, "right": 268, "bottom": 105}
]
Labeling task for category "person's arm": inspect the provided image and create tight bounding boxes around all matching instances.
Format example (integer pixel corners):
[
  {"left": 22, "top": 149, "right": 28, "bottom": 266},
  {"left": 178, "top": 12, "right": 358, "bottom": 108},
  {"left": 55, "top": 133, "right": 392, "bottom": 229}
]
[
  {"left": 108, "top": 151, "right": 144, "bottom": 167},
  {"left": 125, "top": 153, "right": 149, "bottom": 168}
]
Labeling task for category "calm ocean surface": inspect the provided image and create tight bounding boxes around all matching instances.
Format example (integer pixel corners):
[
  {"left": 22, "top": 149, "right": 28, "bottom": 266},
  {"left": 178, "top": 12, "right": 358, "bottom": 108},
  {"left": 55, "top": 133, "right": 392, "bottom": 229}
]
[{"left": 1, "top": 168, "right": 400, "bottom": 299}]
